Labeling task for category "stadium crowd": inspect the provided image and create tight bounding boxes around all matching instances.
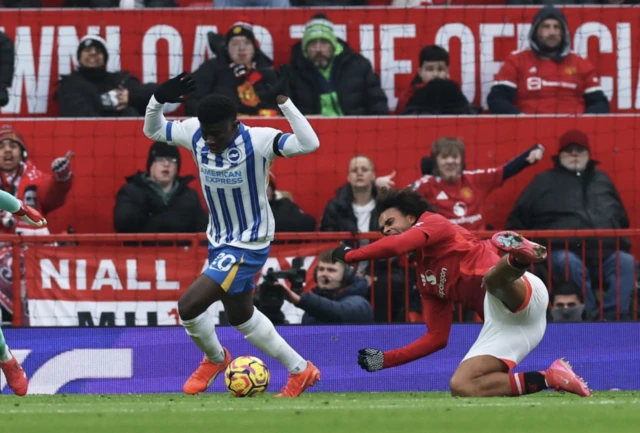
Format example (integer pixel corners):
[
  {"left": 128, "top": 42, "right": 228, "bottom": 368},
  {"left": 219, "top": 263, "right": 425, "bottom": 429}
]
[{"left": 0, "top": 3, "right": 637, "bottom": 326}]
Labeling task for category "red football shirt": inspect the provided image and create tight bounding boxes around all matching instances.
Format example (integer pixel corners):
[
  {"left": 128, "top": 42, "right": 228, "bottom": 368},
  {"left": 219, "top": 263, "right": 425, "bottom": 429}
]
[
  {"left": 411, "top": 167, "right": 504, "bottom": 231},
  {"left": 344, "top": 212, "right": 502, "bottom": 368},
  {"left": 493, "top": 49, "right": 602, "bottom": 114}
]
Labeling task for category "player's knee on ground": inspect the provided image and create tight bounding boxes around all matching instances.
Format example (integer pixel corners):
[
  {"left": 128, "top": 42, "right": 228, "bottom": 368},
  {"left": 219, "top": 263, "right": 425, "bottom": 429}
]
[{"left": 449, "top": 374, "right": 477, "bottom": 397}]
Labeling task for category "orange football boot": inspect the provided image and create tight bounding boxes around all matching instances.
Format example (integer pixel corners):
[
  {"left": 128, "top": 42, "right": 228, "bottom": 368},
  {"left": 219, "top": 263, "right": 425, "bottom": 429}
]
[
  {"left": 275, "top": 361, "right": 321, "bottom": 398},
  {"left": 183, "top": 348, "right": 231, "bottom": 395},
  {"left": 0, "top": 353, "right": 28, "bottom": 396},
  {"left": 543, "top": 358, "right": 592, "bottom": 397}
]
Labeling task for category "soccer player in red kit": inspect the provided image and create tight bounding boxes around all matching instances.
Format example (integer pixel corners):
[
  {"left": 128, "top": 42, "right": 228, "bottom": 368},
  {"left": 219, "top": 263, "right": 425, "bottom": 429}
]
[
  {"left": 487, "top": 6, "right": 609, "bottom": 115},
  {"left": 331, "top": 188, "right": 591, "bottom": 398}
]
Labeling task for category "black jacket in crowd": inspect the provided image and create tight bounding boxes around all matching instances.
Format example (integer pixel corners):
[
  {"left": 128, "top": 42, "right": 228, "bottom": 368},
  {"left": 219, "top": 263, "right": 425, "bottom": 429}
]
[
  {"left": 114, "top": 171, "right": 208, "bottom": 234},
  {"left": 185, "top": 49, "right": 278, "bottom": 117},
  {"left": 287, "top": 39, "right": 389, "bottom": 116},
  {"left": 0, "top": 32, "right": 14, "bottom": 107},
  {"left": 506, "top": 158, "right": 630, "bottom": 264},
  {"left": 270, "top": 197, "right": 316, "bottom": 233},
  {"left": 55, "top": 68, "right": 157, "bottom": 117},
  {"left": 299, "top": 276, "right": 373, "bottom": 324},
  {"left": 320, "top": 183, "right": 379, "bottom": 234}
]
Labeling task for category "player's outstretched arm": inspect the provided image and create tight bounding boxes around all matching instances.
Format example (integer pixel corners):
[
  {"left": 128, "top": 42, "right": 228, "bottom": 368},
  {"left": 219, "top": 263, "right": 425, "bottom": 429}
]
[
  {"left": 332, "top": 228, "right": 427, "bottom": 264},
  {"left": 143, "top": 72, "right": 196, "bottom": 144},
  {"left": 0, "top": 190, "right": 47, "bottom": 228},
  {"left": 358, "top": 297, "right": 452, "bottom": 372},
  {"left": 274, "top": 95, "right": 320, "bottom": 157}
]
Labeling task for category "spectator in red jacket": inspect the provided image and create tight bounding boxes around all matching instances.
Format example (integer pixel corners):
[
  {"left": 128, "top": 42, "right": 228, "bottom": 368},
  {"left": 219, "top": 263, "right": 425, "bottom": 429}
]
[
  {"left": 488, "top": 6, "right": 609, "bottom": 115},
  {"left": 377, "top": 137, "right": 544, "bottom": 231},
  {"left": 0, "top": 126, "right": 73, "bottom": 234}
]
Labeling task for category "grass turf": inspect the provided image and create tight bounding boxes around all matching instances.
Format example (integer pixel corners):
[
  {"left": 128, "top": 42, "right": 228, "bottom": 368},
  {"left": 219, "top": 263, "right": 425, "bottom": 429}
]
[{"left": 1, "top": 392, "right": 639, "bottom": 433}]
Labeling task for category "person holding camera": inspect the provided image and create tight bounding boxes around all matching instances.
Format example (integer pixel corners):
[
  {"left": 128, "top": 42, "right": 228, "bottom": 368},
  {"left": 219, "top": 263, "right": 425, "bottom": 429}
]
[
  {"left": 55, "top": 35, "right": 156, "bottom": 117},
  {"left": 274, "top": 249, "right": 373, "bottom": 324}
]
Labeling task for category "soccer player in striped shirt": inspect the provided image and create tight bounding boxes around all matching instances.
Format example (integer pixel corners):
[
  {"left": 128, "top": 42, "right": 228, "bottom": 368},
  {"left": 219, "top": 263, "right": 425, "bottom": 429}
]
[
  {"left": 0, "top": 189, "right": 47, "bottom": 396},
  {"left": 144, "top": 73, "right": 321, "bottom": 397}
]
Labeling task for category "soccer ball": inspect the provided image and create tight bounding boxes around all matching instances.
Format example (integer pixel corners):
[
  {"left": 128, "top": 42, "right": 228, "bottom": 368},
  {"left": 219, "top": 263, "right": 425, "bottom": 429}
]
[{"left": 224, "top": 356, "right": 270, "bottom": 397}]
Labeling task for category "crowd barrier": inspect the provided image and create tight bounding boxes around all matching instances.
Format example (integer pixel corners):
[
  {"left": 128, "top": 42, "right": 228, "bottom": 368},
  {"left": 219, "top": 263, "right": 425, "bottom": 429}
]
[
  {"left": 1, "top": 229, "right": 638, "bottom": 327},
  {"left": 1, "top": 7, "right": 639, "bottom": 116},
  {"left": 2, "top": 323, "right": 639, "bottom": 394},
  {"left": 2, "top": 116, "right": 640, "bottom": 235}
]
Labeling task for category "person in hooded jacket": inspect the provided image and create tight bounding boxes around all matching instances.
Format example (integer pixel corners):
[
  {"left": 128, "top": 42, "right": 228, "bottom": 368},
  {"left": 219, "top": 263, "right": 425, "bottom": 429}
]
[
  {"left": 55, "top": 35, "right": 156, "bottom": 118},
  {"left": 488, "top": 6, "right": 609, "bottom": 114},
  {"left": 285, "top": 13, "right": 389, "bottom": 116},
  {"left": 277, "top": 249, "right": 373, "bottom": 324},
  {"left": 506, "top": 130, "right": 635, "bottom": 321},
  {"left": 185, "top": 21, "right": 278, "bottom": 117},
  {"left": 114, "top": 141, "right": 207, "bottom": 234}
]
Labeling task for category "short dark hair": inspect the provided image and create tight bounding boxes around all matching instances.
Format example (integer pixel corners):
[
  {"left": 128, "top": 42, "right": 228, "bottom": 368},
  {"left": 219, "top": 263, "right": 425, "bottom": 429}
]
[
  {"left": 375, "top": 188, "right": 436, "bottom": 220},
  {"left": 419, "top": 45, "right": 449, "bottom": 66},
  {"left": 551, "top": 280, "right": 584, "bottom": 304},
  {"left": 197, "top": 94, "right": 237, "bottom": 125}
]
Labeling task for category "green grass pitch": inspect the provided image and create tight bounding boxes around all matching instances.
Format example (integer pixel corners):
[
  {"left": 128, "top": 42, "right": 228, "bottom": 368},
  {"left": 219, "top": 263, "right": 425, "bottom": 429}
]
[{"left": 2, "top": 392, "right": 639, "bottom": 433}]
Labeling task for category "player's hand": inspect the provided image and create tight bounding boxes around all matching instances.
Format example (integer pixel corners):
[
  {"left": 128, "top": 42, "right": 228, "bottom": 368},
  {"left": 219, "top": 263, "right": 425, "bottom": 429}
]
[
  {"left": 526, "top": 144, "right": 545, "bottom": 164},
  {"left": 358, "top": 348, "right": 384, "bottom": 372},
  {"left": 375, "top": 170, "right": 396, "bottom": 190},
  {"left": 52, "top": 151, "right": 74, "bottom": 182},
  {"left": 269, "top": 65, "right": 292, "bottom": 102},
  {"left": 331, "top": 245, "right": 352, "bottom": 264},
  {"left": 13, "top": 202, "right": 47, "bottom": 228},
  {"left": 154, "top": 72, "right": 197, "bottom": 104}
]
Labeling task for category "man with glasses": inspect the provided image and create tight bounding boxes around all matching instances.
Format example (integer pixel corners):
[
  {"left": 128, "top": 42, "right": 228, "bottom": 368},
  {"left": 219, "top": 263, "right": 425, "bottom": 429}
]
[{"left": 114, "top": 141, "right": 207, "bottom": 234}]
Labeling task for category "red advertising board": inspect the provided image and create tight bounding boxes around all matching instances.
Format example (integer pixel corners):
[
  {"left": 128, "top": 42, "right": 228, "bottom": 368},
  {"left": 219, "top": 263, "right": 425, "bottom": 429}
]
[
  {"left": 0, "top": 6, "right": 639, "bottom": 116},
  {"left": 23, "top": 241, "right": 331, "bottom": 326}
]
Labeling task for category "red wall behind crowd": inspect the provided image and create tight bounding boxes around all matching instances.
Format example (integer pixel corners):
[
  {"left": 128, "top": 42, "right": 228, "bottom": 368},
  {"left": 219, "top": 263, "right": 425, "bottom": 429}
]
[{"left": 8, "top": 115, "right": 640, "bottom": 235}]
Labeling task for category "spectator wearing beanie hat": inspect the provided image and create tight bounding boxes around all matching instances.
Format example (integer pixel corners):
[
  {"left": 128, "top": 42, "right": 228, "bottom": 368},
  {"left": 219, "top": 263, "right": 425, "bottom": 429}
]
[
  {"left": 0, "top": 125, "right": 73, "bottom": 235},
  {"left": 55, "top": 34, "right": 157, "bottom": 118},
  {"left": 286, "top": 13, "right": 388, "bottom": 116},
  {"left": 185, "top": 20, "right": 278, "bottom": 117},
  {"left": 507, "top": 129, "right": 635, "bottom": 321},
  {"left": 114, "top": 141, "right": 207, "bottom": 235}
]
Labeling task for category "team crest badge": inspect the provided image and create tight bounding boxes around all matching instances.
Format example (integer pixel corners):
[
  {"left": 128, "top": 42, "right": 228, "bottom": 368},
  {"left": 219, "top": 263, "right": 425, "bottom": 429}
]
[
  {"left": 232, "top": 26, "right": 243, "bottom": 34},
  {"left": 461, "top": 187, "right": 473, "bottom": 200},
  {"left": 227, "top": 147, "right": 242, "bottom": 164},
  {"left": 564, "top": 66, "right": 577, "bottom": 76}
]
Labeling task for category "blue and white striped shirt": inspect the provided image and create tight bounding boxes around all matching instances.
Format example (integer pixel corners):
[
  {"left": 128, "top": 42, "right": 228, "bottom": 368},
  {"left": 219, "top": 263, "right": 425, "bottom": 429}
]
[{"left": 143, "top": 96, "right": 319, "bottom": 250}]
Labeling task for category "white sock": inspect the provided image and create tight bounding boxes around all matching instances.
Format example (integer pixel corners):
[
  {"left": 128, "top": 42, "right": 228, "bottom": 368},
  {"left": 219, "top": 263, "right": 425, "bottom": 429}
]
[
  {"left": 235, "top": 308, "right": 308, "bottom": 374},
  {"left": 0, "top": 345, "right": 12, "bottom": 363},
  {"left": 182, "top": 311, "right": 226, "bottom": 364}
]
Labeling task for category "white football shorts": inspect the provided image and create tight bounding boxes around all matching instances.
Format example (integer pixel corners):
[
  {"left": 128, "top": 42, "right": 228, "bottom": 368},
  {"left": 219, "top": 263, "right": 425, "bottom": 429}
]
[{"left": 462, "top": 271, "right": 549, "bottom": 371}]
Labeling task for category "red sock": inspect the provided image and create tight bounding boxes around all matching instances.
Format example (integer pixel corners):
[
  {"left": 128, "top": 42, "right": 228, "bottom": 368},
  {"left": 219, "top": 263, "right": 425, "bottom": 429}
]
[{"left": 509, "top": 372, "right": 548, "bottom": 396}]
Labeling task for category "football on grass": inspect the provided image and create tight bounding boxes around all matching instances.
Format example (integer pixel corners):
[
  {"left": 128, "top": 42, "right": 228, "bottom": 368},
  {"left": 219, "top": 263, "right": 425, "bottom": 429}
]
[{"left": 224, "top": 356, "right": 270, "bottom": 397}]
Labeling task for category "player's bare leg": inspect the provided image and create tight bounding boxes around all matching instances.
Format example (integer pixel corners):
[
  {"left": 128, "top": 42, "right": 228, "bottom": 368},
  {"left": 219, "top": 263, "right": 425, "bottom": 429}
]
[
  {"left": 179, "top": 275, "right": 231, "bottom": 395},
  {"left": 484, "top": 231, "right": 548, "bottom": 312},
  {"left": 223, "top": 293, "right": 320, "bottom": 398},
  {"left": 450, "top": 355, "right": 591, "bottom": 398}
]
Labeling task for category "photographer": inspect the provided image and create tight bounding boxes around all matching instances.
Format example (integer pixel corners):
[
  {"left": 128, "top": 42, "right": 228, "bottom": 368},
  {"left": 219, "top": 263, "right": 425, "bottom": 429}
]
[{"left": 260, "top": 249, "right": 373, "bottom": 324}]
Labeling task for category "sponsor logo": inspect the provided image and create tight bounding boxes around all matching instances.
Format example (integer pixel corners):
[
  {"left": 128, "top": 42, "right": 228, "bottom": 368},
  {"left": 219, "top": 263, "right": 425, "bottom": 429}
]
[{"left": 453, "top": 201, "right": 467, "bottom": 217}]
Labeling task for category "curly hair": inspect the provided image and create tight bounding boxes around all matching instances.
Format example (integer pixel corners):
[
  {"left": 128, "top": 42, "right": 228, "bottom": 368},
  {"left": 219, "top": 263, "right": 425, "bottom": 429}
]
[
  {"left": 375, "top": 188, "right": 437, "bottom": 220},
  {"left": 197, "top": 93, "right": 237, "bottom": 125}
]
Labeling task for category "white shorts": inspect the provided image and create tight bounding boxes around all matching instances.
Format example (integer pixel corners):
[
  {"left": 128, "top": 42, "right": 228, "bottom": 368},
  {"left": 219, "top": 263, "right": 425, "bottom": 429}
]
[{"left": 462, "top": 271, "right": 549, "bottom": 371}]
